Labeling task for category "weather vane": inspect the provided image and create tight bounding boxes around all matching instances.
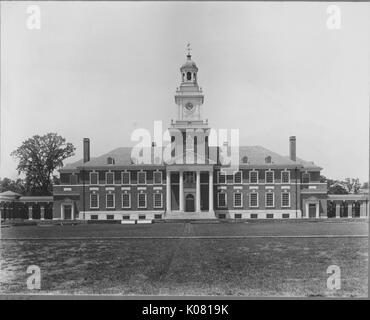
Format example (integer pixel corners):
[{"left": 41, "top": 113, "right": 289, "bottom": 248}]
[{"left": 187, "top": 42, "right": 191, "bottom": 56}]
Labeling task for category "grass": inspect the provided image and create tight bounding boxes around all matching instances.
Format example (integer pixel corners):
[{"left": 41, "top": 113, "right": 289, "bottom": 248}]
[{"left": 0, "top": 221, "right": 368, "bottom": 297}]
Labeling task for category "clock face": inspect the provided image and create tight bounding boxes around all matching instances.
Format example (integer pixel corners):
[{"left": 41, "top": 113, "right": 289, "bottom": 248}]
[{"left": 185, "top": 102, "right": 194, "bottom": 112}]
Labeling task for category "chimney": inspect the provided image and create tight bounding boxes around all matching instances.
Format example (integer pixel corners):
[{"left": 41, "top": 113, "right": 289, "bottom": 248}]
[
  {"left": 289, "top": 136, "right": 296, "bottom": 161},
  {"left": 83, "top": 138, "right": 90, "bottom": 163}
]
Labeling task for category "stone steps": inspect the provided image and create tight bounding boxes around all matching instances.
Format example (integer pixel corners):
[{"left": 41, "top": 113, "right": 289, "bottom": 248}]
[{"left": 164, "top": 211, "right": 216, "bottom": 220}]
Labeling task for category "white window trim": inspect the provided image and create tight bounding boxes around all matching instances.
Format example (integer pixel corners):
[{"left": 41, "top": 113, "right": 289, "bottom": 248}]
[
  {"left": 90, "top": 172, "right": 99, "bottom": 185},
  {"left": 106, "top": 193, "right": 115, "bottom": 209},
  {"left": 249, "top": 192, "right": 259, "bottom": 208},
  {"left": 249, "top": 170, "right": 259, "bottom": 184},
  {"left": 233, "top": 192, "right": 243, "bottom": 208},
  {"left": 90, "top": 193, "right": 99, "bottom": 209},
  {"left": 233, "top": 170, "right": 242, "bottom": 184},
  {"left": 217, "top": 192, "right": 227, "bottom": 208},
  {"left": 105, "top": 171, "right": 114, "bottom": 185},
  {"left": 153, "top": 193, "right": 163, "bottom": 208},
  {"left": 281, "top": 192, "right": 291, "bottom": 208},
  {"left": 265, "top": 192, "right": 275, "bottom": 208},
  {"left": 138, "top": 171, "right": 147, "bottom": 185},
  {"left": 282, "top": 170, "right": 290, "bottom": 184},
  {"left": 137, "top": 193, "right": 147, "bottom": 209},
  {"left": 265, "top": 170, "right": 274, "bottom": 184},
  {"left": 121, "top": 193, "right": 131, "bottom": 209},
  {"left": 218, "top": 171, "right": 226, "bottom": 184},
  {"left": 121, "top": 171, "right": 131, "bottom": 185},
  {"left": 153, "top": 171, "right": 163, "bottom": 185}
]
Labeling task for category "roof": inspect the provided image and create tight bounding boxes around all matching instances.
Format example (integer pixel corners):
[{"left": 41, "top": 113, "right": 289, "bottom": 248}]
[
  {"left": 0, "top": 191, "right": 21, "bottom": 197},
  {"left": 181, "top": 55, "right": 198, "bottom": 70},
  {"left": 61, "top": 145, "right": 322, "bottom": 171},
  {"left": 293, "top": 157, "right": 322, "bottom": 170}
]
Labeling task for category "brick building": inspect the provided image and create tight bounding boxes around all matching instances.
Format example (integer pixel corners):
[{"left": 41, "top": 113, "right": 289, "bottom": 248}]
[
  {"left": 47, "top": 51, "right": 368, "bottom": 221},
  {"left": 2, "top": 51, "right": 365, "bottom": 222}
]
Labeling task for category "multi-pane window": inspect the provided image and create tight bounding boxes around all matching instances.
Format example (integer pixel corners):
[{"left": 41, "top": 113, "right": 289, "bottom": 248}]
[
  {"left": 250, "top": 171, "right": 258, "bottom": 184},
  {"left": 302, "top": 173, "right": 310, "bottom": 184},
  {"left": 106, "top": 172, "right": 114, "bottom": 185},
  {"left": 234, "top": 171, "right": 242, "bottom": 184},
  {"left": 138, "top": 172, "right": 146, "bottom": 185},
  {"left": 122, "top": 193, "right": 131, "bottom": 208},
  {"left": 265, "top": 171, "right": 274, "bottom": 183},
  {"left": 122, "top": 172, "right": 130, "bottom": 185},
  {"left": 234, "top": 193, "right": 242, "bottom": 207},
  {"left": 217, "top": 193, "right": 227, "bottom": 207},
  {"left": 218, "top": 171, "right": 226, "bottom": 184},
  {"left": 266, "top": 192, "right": 274, "bottom": 207},
  {"left": 70, "top": 174, "right": 77, "bottom": 185},
  {"left": 90, "top": 194, "right": 99, "bottom": 208},
  {"left": 153, "top": 193, "right": 163, "bottom": 208},
  {"left": 154, "top": 171, "right": 162, "bottom": 185},
  {"left": 282, "top": 171, "right": 290, "bottom": 184},
  {"left": 138, "top": 193, "right": 147, "bottom": 208},
  {"left": 90, "top": 172, "right": 98, "bottom": 185},
  {"left": 106, "top": 194, "right": 115, "bottom": 208},
  {"left": 250, "top": 192, "right": 258, "bottom": 207},
  {"left": 282, "top": 193, "right": 290, "bottom": 207}
]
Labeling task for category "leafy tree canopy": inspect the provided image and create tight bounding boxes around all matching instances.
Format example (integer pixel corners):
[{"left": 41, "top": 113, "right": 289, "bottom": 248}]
[
  {"left": 11, "top": 133, "right": 75, "bottom": 196},
  {"left": 0, "top": 177, "right": 26, "bottom": 194}
]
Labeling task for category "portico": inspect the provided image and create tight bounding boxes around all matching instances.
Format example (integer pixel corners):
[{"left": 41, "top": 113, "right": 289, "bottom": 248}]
[{"left": 165, "top": 165, "right": 214, "bottom": 218}]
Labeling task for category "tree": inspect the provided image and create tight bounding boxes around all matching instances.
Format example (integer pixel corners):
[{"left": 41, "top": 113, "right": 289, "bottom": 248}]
[
  {"left": 11, "top": 133, "right": 75, "bottom": 195},
  {"left": 0, "top": 177, "right": 26, "bottom": 194},
  {"left": 344, "top": 178, "right": 361, "bottom": 194},
  {"left": 328, "top": 183, "right": 348, "bottom": 195}
]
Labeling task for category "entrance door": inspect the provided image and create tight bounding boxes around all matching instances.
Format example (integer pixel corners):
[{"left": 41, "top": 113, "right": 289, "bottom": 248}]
[
  {"left": 64, "top": 205, "right": 72, "bottom": 220},
  {"left": 308, "top": 204, "right": 316, "bottom": 218},
  {"left": 185, "top": 194, "right": 195, "bottom": 212}
]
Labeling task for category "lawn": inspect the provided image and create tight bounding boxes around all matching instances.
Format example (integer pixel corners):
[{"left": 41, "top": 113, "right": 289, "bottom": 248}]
[{"left": 0, "top": 221, "right": 368, "bottom": 297}]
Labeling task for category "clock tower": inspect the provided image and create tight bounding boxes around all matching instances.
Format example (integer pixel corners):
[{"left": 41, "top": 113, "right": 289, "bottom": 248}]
[
  {"left": 170, "top": 45, "right": 210, "bottom": 164},
  {"left": 174, "top": 45, "right": 205, "bottom": 124}
]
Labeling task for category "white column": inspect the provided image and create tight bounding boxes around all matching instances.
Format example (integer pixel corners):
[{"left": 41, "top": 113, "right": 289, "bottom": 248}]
[
  {"left": 179, "top": 171, "right": 184, "bottom": 211},
  {"left": 335, "top": 203, "right": 341, "bottom": 218},
  {"left": 315, "top": 203, "right": 319, "bottom": 218},
  {"left": 209, "top": 171, "right": 214, "bottom": 212},
  {"left": 196, "top": 171, "right": 201, "bottom": 212},
  {"left": 71, "top": 204, "right": 75, "bottom": 220},
  {"left": 360, "top": 202, "right": 367, "bottom": 217},
  {"left": 166, "top": 171, "right": 171, "bottom": 213},
  {"left": 305, "top": 202, "right": 309, "bottom": 218},
  {"left": 40, "top": 205, "right": 45, "bottom": 220},
  {"left": 28, "top": 205, "right": 33, "bottom": 220},
  {"left": 347, "top": 203, "right": 353, "bottom": 218}
]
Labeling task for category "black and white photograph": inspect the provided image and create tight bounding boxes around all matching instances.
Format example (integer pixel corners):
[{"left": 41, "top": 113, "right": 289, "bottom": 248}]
[{"left": 0, "top": 0, "right": 369, "bottom": 303}]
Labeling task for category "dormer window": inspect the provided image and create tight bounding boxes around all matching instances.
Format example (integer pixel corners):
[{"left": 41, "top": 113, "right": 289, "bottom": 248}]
[
  {"left": 107, "top": 157, "right": 115, "bottom": 165},
  {"left": 265, "top": 156, "right": 272, "bottom": 164},
  {"left": 242, "top": 156, "right": 248, "bottom": 164},
  {"left": 186, "top": 72, "right": 192, "bottom": 81}
]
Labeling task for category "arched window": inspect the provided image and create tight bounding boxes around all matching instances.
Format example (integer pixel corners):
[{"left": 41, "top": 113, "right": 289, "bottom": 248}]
[{"left": 187, "top": 72, "right": 192, "bottom": 81}]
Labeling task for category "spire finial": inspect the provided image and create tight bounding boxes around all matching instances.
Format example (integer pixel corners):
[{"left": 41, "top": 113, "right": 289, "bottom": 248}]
[{"left": 186, "top": 42, "right": 192, "bottom": 58}]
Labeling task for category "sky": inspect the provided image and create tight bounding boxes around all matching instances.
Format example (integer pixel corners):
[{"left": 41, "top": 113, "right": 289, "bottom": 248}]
[{"left": 1, "top": 1, "right": 369, "bottom": 182}]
